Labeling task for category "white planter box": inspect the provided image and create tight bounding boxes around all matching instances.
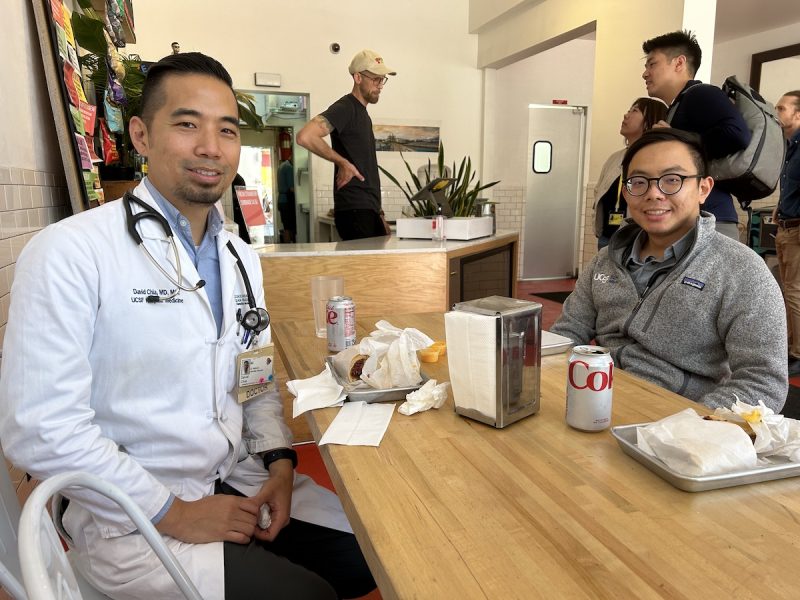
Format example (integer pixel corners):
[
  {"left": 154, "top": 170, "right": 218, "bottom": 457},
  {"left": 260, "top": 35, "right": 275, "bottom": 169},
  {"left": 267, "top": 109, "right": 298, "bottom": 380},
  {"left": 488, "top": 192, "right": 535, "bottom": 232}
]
[{"left": 395, "top": 216, "right": 494, "bottom": 240}]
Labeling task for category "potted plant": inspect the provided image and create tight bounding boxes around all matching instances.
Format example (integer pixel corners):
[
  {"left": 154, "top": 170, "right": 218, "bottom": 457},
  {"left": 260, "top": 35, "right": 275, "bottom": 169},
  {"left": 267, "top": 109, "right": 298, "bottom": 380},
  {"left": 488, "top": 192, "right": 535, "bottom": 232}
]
[
  {"left": 379, "top": 143, "right": 499, "bottom": 217},
  {"left": 379, "top": 143, "right": 500, "bottom": 239}
]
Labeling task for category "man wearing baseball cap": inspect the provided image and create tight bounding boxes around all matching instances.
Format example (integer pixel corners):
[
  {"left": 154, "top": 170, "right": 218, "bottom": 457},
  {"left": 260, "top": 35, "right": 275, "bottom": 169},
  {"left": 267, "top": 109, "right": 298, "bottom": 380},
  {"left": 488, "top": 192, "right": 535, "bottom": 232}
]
[{"left": 298, "top": 49, "right": 396, "bottom": 240}]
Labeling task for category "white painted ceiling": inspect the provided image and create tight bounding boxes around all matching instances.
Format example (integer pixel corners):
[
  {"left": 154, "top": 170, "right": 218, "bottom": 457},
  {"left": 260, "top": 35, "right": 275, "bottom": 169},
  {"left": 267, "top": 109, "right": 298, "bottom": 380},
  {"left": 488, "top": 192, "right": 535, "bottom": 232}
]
[{"left": 715, "top": 0, "right": 800, "bottom": 42}]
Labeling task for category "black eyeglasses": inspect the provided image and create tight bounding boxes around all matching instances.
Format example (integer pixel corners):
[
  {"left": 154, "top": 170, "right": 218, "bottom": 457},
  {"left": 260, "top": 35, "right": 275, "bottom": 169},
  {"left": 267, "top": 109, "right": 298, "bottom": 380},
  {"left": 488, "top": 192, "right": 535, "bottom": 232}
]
[
  {"left": 360, "top": 72, "right": 388, "bottom": 86},
  {"left": 624, "top": 173, "right": 703, "bottom": 196}
]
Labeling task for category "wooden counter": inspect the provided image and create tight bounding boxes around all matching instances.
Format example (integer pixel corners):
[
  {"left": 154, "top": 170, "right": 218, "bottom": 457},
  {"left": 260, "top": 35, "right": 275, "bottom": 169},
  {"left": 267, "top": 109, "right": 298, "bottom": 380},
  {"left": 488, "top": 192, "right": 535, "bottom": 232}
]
[
  {"left": 255, "top": 232, "right": 518, "bottom": 324},
  {"left": 274, "top": 313, "right": 800, "bottom": 600}
]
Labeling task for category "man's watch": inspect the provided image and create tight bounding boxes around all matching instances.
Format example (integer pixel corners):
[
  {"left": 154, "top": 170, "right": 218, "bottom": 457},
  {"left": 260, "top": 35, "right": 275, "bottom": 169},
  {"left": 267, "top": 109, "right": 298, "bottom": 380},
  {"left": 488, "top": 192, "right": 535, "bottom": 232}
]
[{"left": 262, "top": 448, "right": 298, "bottom": 470}]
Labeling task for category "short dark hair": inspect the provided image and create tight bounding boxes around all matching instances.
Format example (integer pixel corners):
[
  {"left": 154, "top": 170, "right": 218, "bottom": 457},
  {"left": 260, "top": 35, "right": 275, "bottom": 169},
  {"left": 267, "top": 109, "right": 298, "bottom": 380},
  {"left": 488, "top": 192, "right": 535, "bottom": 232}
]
[
  {"left": 642, "top": 30, "right": 702, "bottom": 77},
  {"left": 622, "top": 128, "right": 708, "bottom": 179},
  {"left": 630, "top": 97, "right": 668, "bottom": 132},
  {"left": 784, "top": 91, "right": 800, "bottom": 110},
  {"left": 140, "top": 52, "right": 234, "bottom": 125}
]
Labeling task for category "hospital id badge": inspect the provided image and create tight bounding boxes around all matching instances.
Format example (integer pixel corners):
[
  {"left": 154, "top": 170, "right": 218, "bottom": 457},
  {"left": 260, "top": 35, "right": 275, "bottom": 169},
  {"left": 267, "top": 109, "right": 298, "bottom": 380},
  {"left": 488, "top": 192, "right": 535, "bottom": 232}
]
[
  {"left": 237, "top": 344, "right": 275, "bottom": 404},
  {"left": 607, "top": 212, "right": 624, "bottom": 226}
]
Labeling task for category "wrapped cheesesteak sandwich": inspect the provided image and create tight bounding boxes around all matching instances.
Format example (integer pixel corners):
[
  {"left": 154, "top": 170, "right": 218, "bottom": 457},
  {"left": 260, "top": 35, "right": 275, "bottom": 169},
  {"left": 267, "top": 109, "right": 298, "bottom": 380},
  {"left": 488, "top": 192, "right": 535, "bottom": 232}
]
[{"left": 332, "top": 320, "right": 433, "bottom": 390}]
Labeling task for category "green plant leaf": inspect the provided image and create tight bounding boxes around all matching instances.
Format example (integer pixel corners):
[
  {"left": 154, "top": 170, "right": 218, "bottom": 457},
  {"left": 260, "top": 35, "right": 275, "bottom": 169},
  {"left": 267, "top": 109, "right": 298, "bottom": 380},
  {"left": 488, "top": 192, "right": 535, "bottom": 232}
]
[
  {"left": 378, "top": 166, "right": 411, "bottom": 201},
  {"left": 72, "top": 12, "right": 108, "bottom": 56}
]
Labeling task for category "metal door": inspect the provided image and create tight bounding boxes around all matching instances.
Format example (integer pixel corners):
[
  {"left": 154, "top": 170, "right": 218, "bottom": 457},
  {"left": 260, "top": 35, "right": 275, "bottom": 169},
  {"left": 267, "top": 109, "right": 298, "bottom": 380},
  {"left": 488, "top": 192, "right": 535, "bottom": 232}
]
[{"left": 523, "top": 105, "right": 587, "bottom": 279}]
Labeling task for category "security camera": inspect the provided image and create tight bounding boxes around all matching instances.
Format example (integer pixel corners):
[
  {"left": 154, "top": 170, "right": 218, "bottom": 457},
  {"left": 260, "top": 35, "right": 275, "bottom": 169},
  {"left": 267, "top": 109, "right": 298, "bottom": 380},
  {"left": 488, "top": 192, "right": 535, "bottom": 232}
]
[{"left": 330, "top": 42, "right": 341, "bottom": 54}]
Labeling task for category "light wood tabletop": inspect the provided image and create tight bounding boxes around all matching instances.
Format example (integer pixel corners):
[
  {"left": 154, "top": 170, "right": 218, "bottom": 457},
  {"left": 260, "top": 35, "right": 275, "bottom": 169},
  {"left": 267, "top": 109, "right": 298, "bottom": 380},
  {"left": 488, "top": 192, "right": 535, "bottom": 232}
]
[{"left": 273, "top": 312, "right": 800, "bottom": 600}]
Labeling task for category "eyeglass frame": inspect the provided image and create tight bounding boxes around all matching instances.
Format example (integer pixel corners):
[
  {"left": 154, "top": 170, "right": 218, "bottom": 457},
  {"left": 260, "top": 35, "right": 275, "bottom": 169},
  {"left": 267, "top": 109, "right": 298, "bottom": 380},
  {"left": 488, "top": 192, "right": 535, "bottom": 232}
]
[
  {"left": 623, "top": 173, "right": 704, "bottom": 197},
  {"left": 359, "top": 72, "right": 389, "bottom": 86}
]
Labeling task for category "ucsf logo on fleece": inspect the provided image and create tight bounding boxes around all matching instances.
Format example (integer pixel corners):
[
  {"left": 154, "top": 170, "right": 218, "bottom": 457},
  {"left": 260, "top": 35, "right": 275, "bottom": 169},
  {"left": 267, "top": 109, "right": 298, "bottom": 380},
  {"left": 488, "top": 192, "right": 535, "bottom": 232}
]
[{"left": 593, "top": 273, "right": 617, "bottom": 284}]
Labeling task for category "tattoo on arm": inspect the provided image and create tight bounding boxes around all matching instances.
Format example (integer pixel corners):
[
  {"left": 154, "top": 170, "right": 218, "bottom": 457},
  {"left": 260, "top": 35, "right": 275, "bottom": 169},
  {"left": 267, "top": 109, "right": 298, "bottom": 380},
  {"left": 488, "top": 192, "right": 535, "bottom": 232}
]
[{"left": 312, "top": 115, "right": 333, "bottom": 135}]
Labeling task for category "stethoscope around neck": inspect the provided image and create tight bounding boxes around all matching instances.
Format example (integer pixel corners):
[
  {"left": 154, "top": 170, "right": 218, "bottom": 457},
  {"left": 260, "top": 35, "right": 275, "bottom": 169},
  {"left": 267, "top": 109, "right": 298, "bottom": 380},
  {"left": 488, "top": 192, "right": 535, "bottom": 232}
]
[{"left": 123, "top": 191, "right": 270, "bottom": 337}]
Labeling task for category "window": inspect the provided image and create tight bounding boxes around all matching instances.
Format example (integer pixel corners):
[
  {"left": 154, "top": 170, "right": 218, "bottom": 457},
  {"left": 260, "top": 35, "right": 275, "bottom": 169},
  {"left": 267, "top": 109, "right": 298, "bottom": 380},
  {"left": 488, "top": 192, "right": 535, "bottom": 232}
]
[{"left": 532, "top": 141, "right": 552, "bottom": 174}]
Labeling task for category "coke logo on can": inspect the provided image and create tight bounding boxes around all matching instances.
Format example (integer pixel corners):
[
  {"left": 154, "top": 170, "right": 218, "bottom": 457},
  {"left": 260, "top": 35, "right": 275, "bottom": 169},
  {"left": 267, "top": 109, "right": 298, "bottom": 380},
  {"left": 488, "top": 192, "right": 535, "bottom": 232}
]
[
  {"left": 327, "top": 296, "right": 356, "bottom": 352},
  {"left": 568, "top": 360, "right": 613, "bottom": 391},
  {"left": 566, "top": 345, "right": 613, "bottom": 431}
]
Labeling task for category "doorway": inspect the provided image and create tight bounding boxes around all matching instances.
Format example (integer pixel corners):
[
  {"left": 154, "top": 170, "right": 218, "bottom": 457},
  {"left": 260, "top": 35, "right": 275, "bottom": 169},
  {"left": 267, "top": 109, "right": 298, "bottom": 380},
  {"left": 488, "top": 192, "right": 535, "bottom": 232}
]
[
  {"left": 522, "top": 104, "right": 587, "bottom": 279},
  {"left": 235, "top": 91, "right": 312, "bottom": 244}
]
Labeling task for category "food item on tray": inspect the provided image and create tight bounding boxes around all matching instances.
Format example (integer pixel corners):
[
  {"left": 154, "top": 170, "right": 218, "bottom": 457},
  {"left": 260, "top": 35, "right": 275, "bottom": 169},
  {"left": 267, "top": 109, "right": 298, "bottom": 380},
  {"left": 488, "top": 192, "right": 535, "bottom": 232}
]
[
  {"left": 703, "top": 414, "right": 756, "bottom": 441},
  {"left": 349, "top": 354, "right": 368, "bottom": 382},
  {"left": 637, "top": 408, "right": 759, "bottom": 477},
  {"left": 330, "top": 321, "right": 435, "bottom": 390}
]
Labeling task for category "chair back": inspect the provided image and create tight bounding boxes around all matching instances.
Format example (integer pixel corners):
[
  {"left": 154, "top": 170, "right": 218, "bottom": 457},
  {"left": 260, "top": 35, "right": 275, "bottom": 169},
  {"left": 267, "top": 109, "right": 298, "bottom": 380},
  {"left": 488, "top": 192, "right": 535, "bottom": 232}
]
[
  {"left": 18, "top": 472, "right": 202, "bottom": 600},
  {"left": 0, "top": 447, "right": 27, "bottom": 599}
]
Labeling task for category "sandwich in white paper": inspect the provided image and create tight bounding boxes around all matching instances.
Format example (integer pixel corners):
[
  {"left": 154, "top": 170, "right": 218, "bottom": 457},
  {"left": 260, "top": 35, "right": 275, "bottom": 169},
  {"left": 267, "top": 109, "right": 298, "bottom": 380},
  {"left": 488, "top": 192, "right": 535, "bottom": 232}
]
[
  {"left": 636, "top": 408, "right": 758, "bottom": 477},
  {"left": 331, "top": 321, "right": 433, "bottom": 390}
]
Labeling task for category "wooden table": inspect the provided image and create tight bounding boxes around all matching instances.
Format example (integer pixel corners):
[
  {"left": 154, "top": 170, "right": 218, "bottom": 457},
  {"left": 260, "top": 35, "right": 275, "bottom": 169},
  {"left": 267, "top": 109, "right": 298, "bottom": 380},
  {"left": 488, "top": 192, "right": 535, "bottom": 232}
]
[{"left": 274, "top": 313, "right": 800, "bottom": 600}]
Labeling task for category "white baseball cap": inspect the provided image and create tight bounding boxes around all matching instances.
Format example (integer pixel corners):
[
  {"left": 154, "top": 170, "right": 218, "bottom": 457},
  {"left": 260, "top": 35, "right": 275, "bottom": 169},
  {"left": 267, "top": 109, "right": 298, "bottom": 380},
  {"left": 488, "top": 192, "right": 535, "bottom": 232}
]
[{"left": 348, "top": 49, "right": 396, "bottom": 76}]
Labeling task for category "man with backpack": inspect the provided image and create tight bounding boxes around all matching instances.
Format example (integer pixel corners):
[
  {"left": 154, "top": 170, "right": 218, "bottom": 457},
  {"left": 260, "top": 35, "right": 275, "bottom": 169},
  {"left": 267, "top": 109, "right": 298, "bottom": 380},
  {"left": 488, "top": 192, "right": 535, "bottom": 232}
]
[
  {"left": 774, "top": 91, "right": 800, "bottom": 376},
  {"left": 641, "top": 30, "right": 750, "bottom": 241}
]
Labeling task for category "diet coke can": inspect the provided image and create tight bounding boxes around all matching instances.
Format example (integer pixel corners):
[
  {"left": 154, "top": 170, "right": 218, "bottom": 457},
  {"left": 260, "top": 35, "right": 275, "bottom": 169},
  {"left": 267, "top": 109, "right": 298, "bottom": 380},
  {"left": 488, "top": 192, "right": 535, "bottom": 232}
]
[
  {"left": 566, "top": 345, "right": 613, "bottom": 431},
  {"left": 326, "top": 296, "right": 356, "bottom": 352}
]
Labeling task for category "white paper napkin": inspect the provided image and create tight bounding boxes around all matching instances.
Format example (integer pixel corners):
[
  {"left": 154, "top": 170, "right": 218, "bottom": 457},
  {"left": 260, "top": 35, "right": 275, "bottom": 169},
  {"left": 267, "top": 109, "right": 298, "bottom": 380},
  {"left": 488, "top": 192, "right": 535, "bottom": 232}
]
[
  {"left": 444, "top": 311, "right": 497, "bottom": 418},
  {"left": 319, "top": 401, "right": 395, "bottom": 446},
  {"left": 287, "top": 363, "right": 346, "bottom": 418}
]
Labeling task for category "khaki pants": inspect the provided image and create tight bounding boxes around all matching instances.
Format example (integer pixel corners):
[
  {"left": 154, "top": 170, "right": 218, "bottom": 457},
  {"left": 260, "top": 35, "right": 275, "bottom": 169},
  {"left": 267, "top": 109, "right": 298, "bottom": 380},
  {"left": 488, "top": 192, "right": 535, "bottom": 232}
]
[{"left": 776, "top": 225, "right": 800, "bottom": 359}]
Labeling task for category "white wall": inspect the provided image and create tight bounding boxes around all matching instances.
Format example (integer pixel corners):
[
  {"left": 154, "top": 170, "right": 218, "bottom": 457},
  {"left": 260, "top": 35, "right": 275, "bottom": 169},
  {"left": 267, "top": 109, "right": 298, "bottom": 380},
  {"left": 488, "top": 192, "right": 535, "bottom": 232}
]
[
  {"left": 0, "top": 0, "right": 65, "bottom": 171},
  {"left": 129, "top": 0, "right": 483, "bottom": 224},
  {"left": 0, "top": 0, "right": 71, "bottom": 350},
  {"left": 484, "top": 38, "right": 596, "bottom": 187},
  {"left": 711, "top": 20, "right": 800, "bottom": 87}
]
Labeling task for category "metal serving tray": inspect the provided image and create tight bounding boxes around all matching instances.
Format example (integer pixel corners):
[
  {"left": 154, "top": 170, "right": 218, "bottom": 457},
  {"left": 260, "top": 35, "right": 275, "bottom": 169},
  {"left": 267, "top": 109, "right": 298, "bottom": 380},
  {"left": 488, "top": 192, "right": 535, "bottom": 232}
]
[
  {"left": 611, "top": 423, "right": 800, "bottom": 492},
  {"left": 325, "top": 357, "right": 428, "bottom": 404}
]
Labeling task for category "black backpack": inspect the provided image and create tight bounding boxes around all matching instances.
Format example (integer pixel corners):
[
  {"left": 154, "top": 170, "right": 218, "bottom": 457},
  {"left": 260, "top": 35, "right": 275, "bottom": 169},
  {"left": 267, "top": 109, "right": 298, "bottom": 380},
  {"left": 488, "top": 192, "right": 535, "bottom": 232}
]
[{"left": 667, "top": 76, "right": 786, "bottom": 208}]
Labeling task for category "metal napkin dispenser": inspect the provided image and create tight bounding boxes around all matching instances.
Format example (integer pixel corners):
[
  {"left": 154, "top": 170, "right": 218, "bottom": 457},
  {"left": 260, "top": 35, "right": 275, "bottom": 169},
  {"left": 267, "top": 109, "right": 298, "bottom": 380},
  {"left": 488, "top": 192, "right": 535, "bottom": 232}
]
[{"left": 445, "top": 296, "right": 541, "bottom": 428}]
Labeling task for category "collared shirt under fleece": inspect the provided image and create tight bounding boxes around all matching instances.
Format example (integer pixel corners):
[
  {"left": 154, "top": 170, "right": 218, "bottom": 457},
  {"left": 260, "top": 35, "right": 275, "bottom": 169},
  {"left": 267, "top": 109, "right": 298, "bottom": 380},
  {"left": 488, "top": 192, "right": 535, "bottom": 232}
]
[
  {"left": 778, "top": 129, "right": 800, "bottom": 219},
  {"left": 550, "top": 212, "right": 788, "bottom": 412}
]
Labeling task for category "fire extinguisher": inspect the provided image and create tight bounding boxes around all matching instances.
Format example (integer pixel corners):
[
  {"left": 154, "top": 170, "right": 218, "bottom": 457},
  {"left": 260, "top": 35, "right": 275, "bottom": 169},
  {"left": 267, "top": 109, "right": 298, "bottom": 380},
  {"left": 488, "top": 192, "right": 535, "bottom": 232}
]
[{"left": 279, "top": 129, "right": 292, "bottom": 161}]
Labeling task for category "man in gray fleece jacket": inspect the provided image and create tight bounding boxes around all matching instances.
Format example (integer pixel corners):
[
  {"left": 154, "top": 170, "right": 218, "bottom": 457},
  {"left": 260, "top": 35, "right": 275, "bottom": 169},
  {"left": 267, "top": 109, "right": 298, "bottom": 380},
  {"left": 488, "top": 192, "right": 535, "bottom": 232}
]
[{"left": 552, "top": 128, "right": 787, "bottom": 412}]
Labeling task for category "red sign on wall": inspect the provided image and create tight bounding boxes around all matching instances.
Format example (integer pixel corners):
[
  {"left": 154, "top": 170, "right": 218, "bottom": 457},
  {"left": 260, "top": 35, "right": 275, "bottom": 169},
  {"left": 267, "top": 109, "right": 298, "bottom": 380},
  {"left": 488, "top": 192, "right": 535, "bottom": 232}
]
[
  {"left": 552, "top": 99, "right": 568, "bottom": 105},
  {"left": 234, "top": 187, "right": 267, "bottom": 226}
]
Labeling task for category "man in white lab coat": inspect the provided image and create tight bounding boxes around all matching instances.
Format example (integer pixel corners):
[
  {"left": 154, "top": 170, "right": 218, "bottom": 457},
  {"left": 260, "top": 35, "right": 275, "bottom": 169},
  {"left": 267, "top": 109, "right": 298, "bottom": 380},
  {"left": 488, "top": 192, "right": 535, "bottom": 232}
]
[{"left": 0, "top": 53, "right": 374, "bottom": 600}]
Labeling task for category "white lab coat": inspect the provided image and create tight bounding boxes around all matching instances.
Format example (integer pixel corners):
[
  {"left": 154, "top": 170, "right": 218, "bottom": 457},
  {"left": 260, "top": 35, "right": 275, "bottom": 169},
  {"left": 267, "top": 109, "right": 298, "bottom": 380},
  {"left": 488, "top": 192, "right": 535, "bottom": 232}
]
[{"left": 0, "top": 182, "right": 350, "bottom": 599}]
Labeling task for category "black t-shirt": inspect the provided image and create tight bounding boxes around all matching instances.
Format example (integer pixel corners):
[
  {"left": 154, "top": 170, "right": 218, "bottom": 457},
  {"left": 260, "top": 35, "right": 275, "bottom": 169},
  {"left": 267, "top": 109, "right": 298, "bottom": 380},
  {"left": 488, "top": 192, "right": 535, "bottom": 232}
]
[{"left": 320, "top": 94, "right": 381, "bottom": 212}]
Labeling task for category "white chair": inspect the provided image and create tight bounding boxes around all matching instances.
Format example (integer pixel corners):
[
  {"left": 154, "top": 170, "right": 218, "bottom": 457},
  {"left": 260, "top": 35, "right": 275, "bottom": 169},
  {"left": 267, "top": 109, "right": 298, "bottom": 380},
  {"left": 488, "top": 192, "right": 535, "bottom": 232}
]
[
  {"left": 1, "top": 446, "right": 28, "bottom": 600},
  {"left": 15, "top": 471, "right": 203, "bottom": 600}
]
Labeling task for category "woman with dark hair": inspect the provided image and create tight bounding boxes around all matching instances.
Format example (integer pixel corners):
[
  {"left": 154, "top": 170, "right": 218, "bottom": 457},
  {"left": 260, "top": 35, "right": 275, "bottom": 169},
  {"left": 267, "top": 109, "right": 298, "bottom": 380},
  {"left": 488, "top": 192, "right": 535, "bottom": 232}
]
[{"left": 593, "top": 98, "right": 668, "bottom": 248}]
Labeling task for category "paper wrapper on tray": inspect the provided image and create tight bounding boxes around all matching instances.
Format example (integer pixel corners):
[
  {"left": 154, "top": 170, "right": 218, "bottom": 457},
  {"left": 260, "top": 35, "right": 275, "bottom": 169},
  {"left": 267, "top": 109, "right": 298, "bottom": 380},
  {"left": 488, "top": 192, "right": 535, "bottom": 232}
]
[
  {"left": 330, "top": 321, "right": 434, "bottom": 391},
  {"left": 714, "top": 400, "right": 800, "bottom": 461},
  {"left": 636, "top": 409, "right": 758, "bottom": 477}
]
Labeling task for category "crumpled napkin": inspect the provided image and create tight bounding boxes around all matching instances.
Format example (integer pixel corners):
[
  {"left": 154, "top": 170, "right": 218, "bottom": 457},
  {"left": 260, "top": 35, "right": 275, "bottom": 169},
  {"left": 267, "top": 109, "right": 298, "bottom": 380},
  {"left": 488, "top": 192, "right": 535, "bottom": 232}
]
[
  {"left": 360, "top": 320, "right": 433, "bottom": 389},
  {"left": 398, "top": 379, "right": 450, "bottom": 415},
  {"left": 287, "top": 363, "right": 346, "bottom": 418},
  {"left": 714, "top": 400, "right": 800, "bottom": 461},
  {"left": 636, "top": 408, "right": 758, "bottom": 477}
]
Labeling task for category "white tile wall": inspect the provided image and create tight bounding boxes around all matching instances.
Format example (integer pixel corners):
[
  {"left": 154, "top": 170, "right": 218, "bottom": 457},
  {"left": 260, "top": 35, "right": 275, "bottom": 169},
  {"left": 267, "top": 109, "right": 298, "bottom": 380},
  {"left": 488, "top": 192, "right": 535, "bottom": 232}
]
[{"left": 0, "top": 166, "right": 69, "bottom": 349}]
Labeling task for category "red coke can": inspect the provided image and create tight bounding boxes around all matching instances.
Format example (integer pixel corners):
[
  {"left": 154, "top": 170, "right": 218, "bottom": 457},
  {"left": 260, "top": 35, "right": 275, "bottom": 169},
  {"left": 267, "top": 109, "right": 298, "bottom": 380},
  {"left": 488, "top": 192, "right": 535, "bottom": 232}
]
[
  {"left": 566, "top": 345, "right": 613, "bottom": 431},
  {"left": 326, "top": 296, "right": 356, "bottom": 352}
]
